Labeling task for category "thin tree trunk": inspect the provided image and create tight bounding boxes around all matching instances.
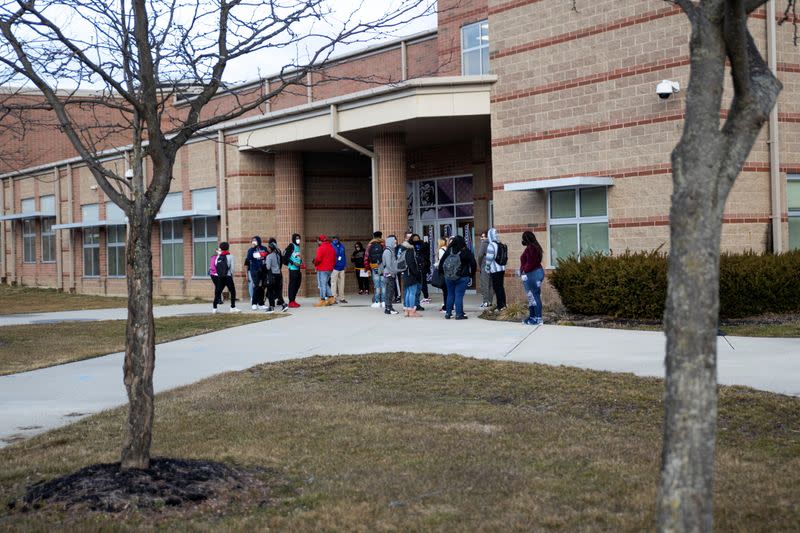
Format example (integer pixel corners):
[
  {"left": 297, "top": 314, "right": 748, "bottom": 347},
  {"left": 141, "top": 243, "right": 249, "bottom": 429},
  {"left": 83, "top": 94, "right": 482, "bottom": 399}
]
[
  {"left": 657, "top": 149, "right": 723, "bottom": 531},
  {"left": 120, "top": 214, "right": 155, "bottom": 471}
]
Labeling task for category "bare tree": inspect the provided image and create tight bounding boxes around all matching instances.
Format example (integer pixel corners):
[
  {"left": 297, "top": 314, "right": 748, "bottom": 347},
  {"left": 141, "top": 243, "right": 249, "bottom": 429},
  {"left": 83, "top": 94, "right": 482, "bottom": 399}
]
[
  {"left": 0, "top": 0, "right": 434, "bottom": 471},
  {"left": 658, "top": 0, "right": 789, "bottom": 530}
]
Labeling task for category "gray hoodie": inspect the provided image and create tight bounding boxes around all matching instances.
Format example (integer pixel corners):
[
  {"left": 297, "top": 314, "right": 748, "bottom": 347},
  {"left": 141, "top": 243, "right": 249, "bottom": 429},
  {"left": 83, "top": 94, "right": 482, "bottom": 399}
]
[{"left": 381, "top": 236, "right": 399, "bottom": 276}]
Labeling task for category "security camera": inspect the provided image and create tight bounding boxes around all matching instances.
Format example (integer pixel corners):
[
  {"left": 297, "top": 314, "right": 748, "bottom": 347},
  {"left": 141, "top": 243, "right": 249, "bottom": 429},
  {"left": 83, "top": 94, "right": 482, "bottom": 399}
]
[
  {"left": 125, "top": 169, "right": 134, "bottom": 180},
  {"left": 656, "top": 80, "right": 680, "bottom": 99}
]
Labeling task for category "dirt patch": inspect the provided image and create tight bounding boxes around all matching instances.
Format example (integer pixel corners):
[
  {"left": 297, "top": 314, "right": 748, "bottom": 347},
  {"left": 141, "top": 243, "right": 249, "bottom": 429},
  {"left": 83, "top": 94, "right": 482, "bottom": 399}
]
[{"left": 13, "top": 458, "right": 271, "bottom": 513}]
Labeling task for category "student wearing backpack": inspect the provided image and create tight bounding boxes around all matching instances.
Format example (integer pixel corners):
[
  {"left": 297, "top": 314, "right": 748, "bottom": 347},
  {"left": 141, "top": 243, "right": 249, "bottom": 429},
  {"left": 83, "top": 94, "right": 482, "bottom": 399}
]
[
  {"left": 264, "top": 238, "right": 288, "bottom": 313},
  {"left": 477, "top": 232, "right": 494, "bottom": 309},
  {"left": 437, "top": 235, "right": 477, "bottom": 320},
  {"left": 244, "top": 236, "right": 268, "bottom": 310},
  {"left": 364, "top": 231, "right": 385, "bottom": 308},
  {"left": 485, "top": 228, "right": 507, "bottom": 311},
  {"left": 433, "top": 237, "right": 448, "bottom": 312},
  {"left": 520, "top": 230, "right": 545, "bottom": 325},
  {"left": 284, "top": 233, "right": 303, "bottom": 308},
  {"left": 380, "top": 235, "right": 400, "bottom": 315},
  {"left": 400, "top": 238, "right": 423, "bottom": 317},
  {"left": 211, "top": 242, "right": 241, "bottom": 313},
  {"left": 330, "top": 235, "right": 347, "bottom": 303},
  {"left": 411, "top": 234, "right": 429, "bottom": 310}
]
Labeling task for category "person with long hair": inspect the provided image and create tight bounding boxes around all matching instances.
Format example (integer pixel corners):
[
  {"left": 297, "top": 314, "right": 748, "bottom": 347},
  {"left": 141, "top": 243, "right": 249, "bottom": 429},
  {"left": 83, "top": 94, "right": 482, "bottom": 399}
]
[
  {"left": 351, "top": 241, "right": 369, "bottom": 294},
  {"left": 435, "top": 237, "right": 448, "bottom": 312},
  {"left": 437, "top": 234, "right": 477, "bottom": 320},
  {"left": 520, "top": 231, "right": 545, "bottom": 325}
]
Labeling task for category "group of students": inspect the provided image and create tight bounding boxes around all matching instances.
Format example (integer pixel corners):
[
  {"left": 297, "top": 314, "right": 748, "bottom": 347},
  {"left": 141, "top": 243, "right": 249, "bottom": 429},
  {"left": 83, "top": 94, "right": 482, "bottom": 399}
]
[{"left": 207, "top": 227, "right": 546, "bottom": 325}]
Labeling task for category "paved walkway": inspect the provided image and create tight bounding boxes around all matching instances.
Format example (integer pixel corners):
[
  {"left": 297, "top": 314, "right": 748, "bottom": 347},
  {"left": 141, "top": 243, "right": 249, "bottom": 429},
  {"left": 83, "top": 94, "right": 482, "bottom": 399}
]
[{"left": 1, "top": 294, "right": 798, "bottom": 447}]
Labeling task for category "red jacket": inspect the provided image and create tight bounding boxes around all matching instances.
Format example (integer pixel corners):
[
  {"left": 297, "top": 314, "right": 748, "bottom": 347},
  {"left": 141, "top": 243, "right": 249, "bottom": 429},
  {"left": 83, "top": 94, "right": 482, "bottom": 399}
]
[{"left": 313, "top": 241, "right": 336, "bottom": 272}]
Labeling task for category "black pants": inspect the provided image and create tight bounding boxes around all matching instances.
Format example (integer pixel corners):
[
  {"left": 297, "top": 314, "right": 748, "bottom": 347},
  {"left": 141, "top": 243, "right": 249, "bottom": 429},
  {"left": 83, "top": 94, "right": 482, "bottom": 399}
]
[
  {"left": 384, "top": 276, "right": 396, "bottom": 311},
  {"left": 288, "top": 269, "right": 302, "bottom": 302},
  {"left": 440, "top": 281, "right": 448, "bottom": 310},
  {"left": 491, "top": 271, "right": 507, "bottom": 310},
  {"left": 421, "top": 277, "right": 429, "bottom": 299},
  {"left": 213, "top": 276, "right": 237, "bottom": 309},
  {"left": 251, "top": 270, "right": 266, "bottom": 306},
  {"left": 267, "top": 274, "right": 285, "bottom": 308},
  {"left": 355, "top": 271, "right": 370, "bottom": 291}
]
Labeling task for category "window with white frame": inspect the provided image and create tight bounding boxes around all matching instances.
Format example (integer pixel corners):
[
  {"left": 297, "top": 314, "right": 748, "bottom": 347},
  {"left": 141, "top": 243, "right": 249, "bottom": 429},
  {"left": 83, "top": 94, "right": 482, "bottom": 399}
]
[
  {"left": 20, "top": 198, "right": 35, "bottom": 214},
  {"left": 159, "top": 192, "right": 183, "bottom": 215},
  {"left": 789, "top": 175, "right": 800, "bottom": 250},
  {"left": 548, "top": 187, "right": 609, "bottom": 266},
  {"left": 193, "top": 217, "right": 218, "bottom": 277},
  {"left": 191, "top": 187, "right": 217, "bottom": 211},
  {"left": 161, "top": 219, "right": 184, "bottom": 277},
  {"left": 41, "top": 218, "right": 56, "bottom": 262},
  {"left": 107, "top": 225, "right": 126, "bottom": 277},
  {"left": 22, "top": 218, "right": 36, "bottom": 263},
  {"left": 461, "top": 20, "right": 489, "bottom": 76},
  {"left": 83, "top": 227, "right": 100, "bottom": 276},
  {"left": 105, "top": 201, "right": 126, "bottom": 224}
]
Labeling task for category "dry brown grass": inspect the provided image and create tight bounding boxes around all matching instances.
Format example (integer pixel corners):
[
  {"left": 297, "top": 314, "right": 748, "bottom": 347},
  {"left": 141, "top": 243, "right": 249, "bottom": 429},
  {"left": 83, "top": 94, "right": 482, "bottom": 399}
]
[
  {"left": 0, "top": 314, "right": 281, "bottom": 375},
  {"left": 0, "top": 285, "right": 202, "bottom": 316},
  {"left": 0, "top": 354, "right": 797, "bottom": 531}
]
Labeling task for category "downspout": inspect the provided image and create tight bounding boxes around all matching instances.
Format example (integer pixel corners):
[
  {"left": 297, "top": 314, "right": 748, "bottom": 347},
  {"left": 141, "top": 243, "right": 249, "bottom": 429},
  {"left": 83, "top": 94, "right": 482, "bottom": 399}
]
[
  {"left": 217, "top": 130, "right": 229, "bottom": 241},
  {"left": 0, "top": 178, "right": 5, "bottom": 283},
  {"left": 767, "top": 0, "right": 783, "bottom": 252},
  {"left": 329, "top": 105, "right": 379, "bottom": 231},
  {"left": 66, "top": 163, "right": 75, "bottom": 292},
  {"left": 55, "top": 167, "right": 63, "bottom": 290},
  {"left": 401, "top": 41, "right": 408, "bottom": 81},
  {"left": 9, "top": 178, "right": 15, "bottom": 284}
]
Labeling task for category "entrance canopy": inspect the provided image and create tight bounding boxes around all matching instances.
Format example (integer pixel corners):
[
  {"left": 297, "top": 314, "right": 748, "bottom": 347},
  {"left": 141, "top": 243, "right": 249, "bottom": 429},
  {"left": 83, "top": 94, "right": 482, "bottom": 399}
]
[
  {"left": 503, "top": 176, "right": 614, "bottom": 192},
  {"left": 236, "top": 76, "right": 495, "bottom": 152}
]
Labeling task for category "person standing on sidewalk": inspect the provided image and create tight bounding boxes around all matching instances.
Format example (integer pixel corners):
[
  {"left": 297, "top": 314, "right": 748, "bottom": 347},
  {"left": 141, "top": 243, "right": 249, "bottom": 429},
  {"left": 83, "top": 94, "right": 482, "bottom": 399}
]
[
  {"left": 380, "top": 235, "right": 400, "bottom": 315},
  {"left": 265, "top": 238, "right": 288, "bottom": 313},
  {"left": 520, "top": 230, "right": 545, "bottom": 325},
  {"left": 365, "top": 231, "right": 385, "bottom": 308},
  {"left": 401, "top": 238, "right": 423, "bottom": 317},
  {"left": 351, "top": 241, "right": 369, "bottom": 294},
  {"left": 438, "top": 235, "right": 477, "bottom": 320},
  {"left": 411, "top": 234, "right": 430, "bottom": 310},
  {"left": 485, "top": 228, "right": 507, "bottom": 311},
  {"left": 313, "top": 235, "right": 336, "bottom": 307},
  {"left": 477, "top": 232, "right": 494, "bottom": 309},
  {"left": 284, "top": 233, "right": 303, "bottom": 308},
  {"left": 212, "top": 242, "right": 241, "bottom": 313},
  {"left": 330, "top": 235, "right": 348, "bottom": 303},
  {"left": 244, "top": 236, "right": 268, "bottom": 310}
]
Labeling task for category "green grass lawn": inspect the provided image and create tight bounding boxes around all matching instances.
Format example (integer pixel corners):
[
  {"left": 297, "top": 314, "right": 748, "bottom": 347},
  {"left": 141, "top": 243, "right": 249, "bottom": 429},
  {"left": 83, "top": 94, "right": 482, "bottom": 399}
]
[
  {"left": 0, "top": 354, "right": 797, "bottom": 531},
  {"left": 0, "top": 285, "right": 203, "bottom": 315},
  {"left": 0, "top": 314, "right": 282, "bottom": 376}
]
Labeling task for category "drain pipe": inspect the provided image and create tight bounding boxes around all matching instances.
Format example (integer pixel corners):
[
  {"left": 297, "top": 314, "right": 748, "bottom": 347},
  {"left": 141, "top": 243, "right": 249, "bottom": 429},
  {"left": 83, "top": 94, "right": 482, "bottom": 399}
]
[
  {"left": 329, "top": 104, "right": 379, "bottom": 230},
  {"left": 767, "top": 0, "right": 783, "bottom": 252}
]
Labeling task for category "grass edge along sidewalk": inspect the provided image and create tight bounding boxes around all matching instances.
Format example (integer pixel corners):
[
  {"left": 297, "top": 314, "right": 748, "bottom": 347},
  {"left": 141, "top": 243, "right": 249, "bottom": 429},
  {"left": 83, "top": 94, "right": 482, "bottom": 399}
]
[
  {"left": 0, "top": 285, "right": 202, "bottom": 316},
  {"left": 1, "top": 353, "right": 797, "bottom": 531},
  {"left": 0, "top": 314, "right": 283, "bottom": 376}
]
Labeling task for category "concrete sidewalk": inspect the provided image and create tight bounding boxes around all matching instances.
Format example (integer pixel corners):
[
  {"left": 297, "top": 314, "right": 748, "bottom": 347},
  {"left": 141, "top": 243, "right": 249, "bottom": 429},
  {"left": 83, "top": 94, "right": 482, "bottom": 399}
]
[{"left": 1, "top": 294, "right": 798, "bottom": 447}]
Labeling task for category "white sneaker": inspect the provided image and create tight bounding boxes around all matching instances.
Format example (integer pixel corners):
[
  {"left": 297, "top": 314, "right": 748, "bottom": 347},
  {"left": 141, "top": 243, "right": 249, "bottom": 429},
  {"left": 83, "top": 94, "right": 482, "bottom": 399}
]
[
  {"left": 281, "top": 304, "right": 289, "bottom": 312},
  {"left": 380, "top": 302, "right": 385, "bottom": 308},
  {"left": 371, "top": 302, "right": 380, "bottom": 308},
  {"left": 230, "top": 307, "right": 241, "bottom": 313},
  {"left": 265, "top": 307, "right": 275, "bottom": 314},
  {"left": 251, "top": 304, "right": 258, "bottom": 310},
  {"left": 258, "top": 305, "right": 267, "bottom": 310},
  {"left": 211, "top": 308, "right": 218, "bottom": 314}
]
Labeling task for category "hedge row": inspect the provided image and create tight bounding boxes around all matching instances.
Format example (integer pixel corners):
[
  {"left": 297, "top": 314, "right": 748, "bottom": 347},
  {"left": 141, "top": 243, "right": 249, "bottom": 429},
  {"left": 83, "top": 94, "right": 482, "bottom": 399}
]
[{"left": 549, "top": 250, "right": 800, "bottom": 319}]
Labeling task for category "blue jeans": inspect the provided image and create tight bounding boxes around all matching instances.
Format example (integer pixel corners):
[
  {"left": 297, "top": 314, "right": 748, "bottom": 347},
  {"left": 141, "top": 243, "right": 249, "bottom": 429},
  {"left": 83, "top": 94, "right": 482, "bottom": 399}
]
[
  {"left": 445, "top": 276, "right": 470, "bottom": 316},
  {"left": 371, "top": 270, "right": 384, "bottom": 303},
  {"left": 523, "top": 267, "right": 545, "bottom": 321},
  {"left": 404, "top": 282, "right": 419, "bottom": 309},
  {"left": 317, "top": 270, "right": 332, "bottom": 299}
]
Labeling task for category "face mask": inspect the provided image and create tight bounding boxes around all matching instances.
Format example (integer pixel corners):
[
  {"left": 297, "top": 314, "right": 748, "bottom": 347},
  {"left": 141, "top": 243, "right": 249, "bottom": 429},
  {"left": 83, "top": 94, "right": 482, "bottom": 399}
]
[
  {"left": 295, "top": 239, "right": 300, "bottom": 245},
  {"left": 252, "top": 241, "right": 258, "bottom": 247}
]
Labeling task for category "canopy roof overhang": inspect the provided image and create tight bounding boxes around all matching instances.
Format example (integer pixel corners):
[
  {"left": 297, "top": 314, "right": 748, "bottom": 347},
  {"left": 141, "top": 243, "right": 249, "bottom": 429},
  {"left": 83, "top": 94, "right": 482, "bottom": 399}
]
[
  {"left": 0, "top": 211, "right": 55, "bottom": 221},
  {"left": 503, "top": 176, "right": 615, "bottom": 192},
  {"left": 236, "top": 76, "right": 496, "bottom": 153}
]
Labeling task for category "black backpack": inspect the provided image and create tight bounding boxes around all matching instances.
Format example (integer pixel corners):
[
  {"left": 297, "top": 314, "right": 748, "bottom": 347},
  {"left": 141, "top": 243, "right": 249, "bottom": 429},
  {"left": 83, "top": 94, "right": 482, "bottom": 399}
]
[
  {"left": 283, "top": 245, "right": 293, "bottom": 266},
  {"left": 443, "top": 251, "right": 461, "bottom": 281},
  {"left": 216, "top": 254, "right": 229, "bottom": 277},
  {"left": 367, "top": 241, "right": 384, "bottom": 267},
  {"left": 495, "top": 242, "right": 509, "bottom": 266}
]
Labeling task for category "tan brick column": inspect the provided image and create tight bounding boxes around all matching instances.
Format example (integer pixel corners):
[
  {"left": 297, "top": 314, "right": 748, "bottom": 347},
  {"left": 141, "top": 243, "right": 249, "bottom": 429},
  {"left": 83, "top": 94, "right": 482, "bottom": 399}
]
[
  {"left": 274, "top": 151, "right": 306, "bottom": 297},
  {"left": 374, "top": 132, "right": 407, "bottom": 237}
]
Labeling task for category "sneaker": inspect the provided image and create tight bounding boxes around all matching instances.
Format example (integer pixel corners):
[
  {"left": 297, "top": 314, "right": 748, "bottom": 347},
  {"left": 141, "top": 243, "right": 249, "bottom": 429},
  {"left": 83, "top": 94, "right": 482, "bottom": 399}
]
[
  {"left": 444, "top": 313, "right": 452, "bottom": 320},
  {"left": 211, "top": 308, "right": 218, "bottom": 314},
  {"left": 265, "top": 307, "right": 275, "bottom": 313},
  {"left": 496, "top": 306, "right": 507, "bottom": 312},
  {"left": 339, "top": 298, "right": 348, "bottom": 304},
  {"left": 393, "top": 298, "right": 401, "bottom": 304},
  {"left": 380, "top": 302, "right": 385, "bottom": 308},
  {"left": 258, "top": 305, "right": 267, "bottom": 310},
  {"left": 421, "top": 298, "right": 431, "bottom": 304},
  {"left": 371, "top": 302, "right": 381, "bottom": 308},
  {"left": 523, "top": 318, "right": 542, "bottom": 326},
  {"left": 415, "top": 305, "right": 425, "bottom": 311},
  {"left": 455, "top": 314, "right": 468, "bottom": 320},
  {"left": 230, "top": 307, "right": 241, "bottom": 313},
  {"left": 288, "top": 301, "right": 300, "bottom": 308},
  {"left": 281, "top": 304, "right": 289, "bottom": 312},
  {"left": 479, "top": 302, "right": 488, "bottom": 308},
  {"left": 385, "top": 309, "right": 399, "bottom": 315},
  {"left": 251, "top": 304, "right": 258, "bottom": 310}
]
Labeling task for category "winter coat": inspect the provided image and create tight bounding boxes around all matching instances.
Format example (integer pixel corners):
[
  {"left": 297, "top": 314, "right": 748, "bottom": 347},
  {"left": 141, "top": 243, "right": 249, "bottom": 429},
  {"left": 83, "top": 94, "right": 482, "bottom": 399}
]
[
  {"left": 332, "top": 241, "right": 347, "bottom": 271},
  {"left": 401, "top": 242, "right": 422, "bottom": 285},
  {"left": 351, "top": 248, "right": 366, "bottom": 270},
  {"left": 520, "top": 244, "right": 543, "bottom": 274},
  {"left": 381, "top": 236, "right": 400, "bottom": 277},
  {"left": 210, "top": 253, "right": 234, "bottom": 277},
  {"left": 284, "top": 243, "right": 302, "bottom": 271},
  {"left": 485, "top": 228, "right": 506, "bottom": 273},
  {"left": 364, "top": 238, "right": 385, "bottom": 270},
  {"left": 437, "top": 246, "right": 477, "bottom": 279},
  {"left": 265, "top": 249, "right": 283, "bottom": 274},
  {"left": 244, "top": 236, "right": 268, "bottom": 275},
  {"left": 313, "top": 241, "right": 336, "bottom": 272}
]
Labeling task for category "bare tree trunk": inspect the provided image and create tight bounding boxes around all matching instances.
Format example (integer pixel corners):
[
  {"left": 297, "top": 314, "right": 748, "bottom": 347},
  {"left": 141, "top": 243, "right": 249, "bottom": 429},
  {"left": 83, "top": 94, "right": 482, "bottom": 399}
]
[{"left": 120, "top": 214, "right": 155, "bottom": 471}]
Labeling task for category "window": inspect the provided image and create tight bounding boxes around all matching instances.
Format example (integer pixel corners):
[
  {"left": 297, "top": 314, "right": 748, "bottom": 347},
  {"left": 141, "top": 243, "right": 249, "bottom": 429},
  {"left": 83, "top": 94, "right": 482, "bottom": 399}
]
[
  {"left": 191, "top": 188, "right": 217, "bottom": 211},
  {"left": 22, "top": 218, "right": 36, "bottom": 263},
  {"left": 20, "top": 198, "right": 35, "bottom": 214},
  {"left": 41, "top": 218, "right": 56, "bottom": 262},
  {"left": 548, "top": 187, "right": 609, "bottom": 265},
  {"left": 83, "top": 227, "right": 100, "bottom": 277},
  {"left": 82, "top": 203, "right": 100, "bottom": 222},
  {"left": 193, "top": 217, "right": 218, "bottom": 277},
  {"left": 107, "top": 225, "right": 126, "bottom": 277},
  {"left": 105, "top": 201, "right": 126, "bottom": 224},
  {"left": 789, "top": 175, "right": 800, "bottom": 250},
  {"left": 159, "top": 192, "right": 183, "bottom": 215},
  {"left": 161, "top": 220, "right": 184, "bottom": 277},
  {"left": 461, "top": 20, "right": 489, "bottom": 75},
  {"left": 40, "top": 195, "right": 55, "bottom": 215}
]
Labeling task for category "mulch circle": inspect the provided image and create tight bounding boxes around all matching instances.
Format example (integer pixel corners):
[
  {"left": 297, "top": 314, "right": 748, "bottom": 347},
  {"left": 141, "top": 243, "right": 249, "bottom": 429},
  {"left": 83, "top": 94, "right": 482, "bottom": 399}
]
[{"left": 15, "top": 458, "right": 269, "bottom": 513}]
